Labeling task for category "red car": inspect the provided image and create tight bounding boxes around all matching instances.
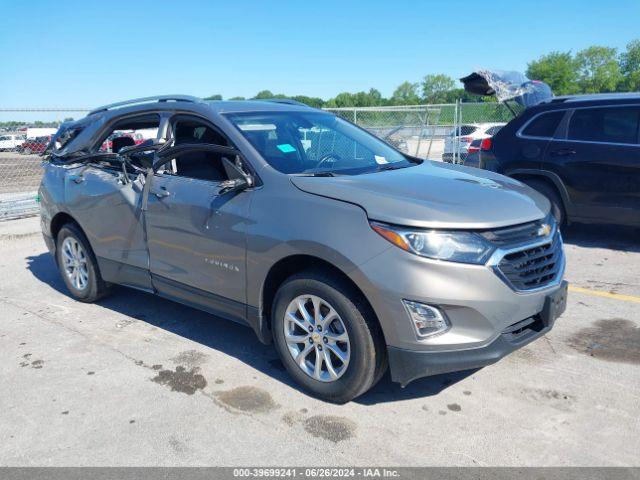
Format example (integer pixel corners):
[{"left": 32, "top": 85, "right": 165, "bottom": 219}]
[{"left": 19, "top": 136, "right": 51, "bottom": 155}]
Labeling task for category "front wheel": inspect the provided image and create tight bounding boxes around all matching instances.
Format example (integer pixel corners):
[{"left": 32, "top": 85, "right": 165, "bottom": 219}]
[
  {"left": 272, "top": 270, "right": 386, "bottom": 403},
  {"left": 56, "top": 223, "right": 110, "bottom": 302}
]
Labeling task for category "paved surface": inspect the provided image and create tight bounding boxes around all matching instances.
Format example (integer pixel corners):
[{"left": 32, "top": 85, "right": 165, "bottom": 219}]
[{"left": 0, "top": 217, "right": 638, "bottom": 466}]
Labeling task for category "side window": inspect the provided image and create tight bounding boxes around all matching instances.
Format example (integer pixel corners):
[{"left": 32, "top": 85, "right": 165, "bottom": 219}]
[
  {"left": 173, "top": 117, "right": 229, "bottom": 147},
  {"left": 521, "top": 111, "right": 565, "bottom": 138},
  {"left": 568, "top": 107, "right": 640, "bottom": 144},
  {"left": 98, "top": 114, "right": 160, "bottom": 153},
  {"left": 486, "top": 125, "right": 503, "bottom": 136}
]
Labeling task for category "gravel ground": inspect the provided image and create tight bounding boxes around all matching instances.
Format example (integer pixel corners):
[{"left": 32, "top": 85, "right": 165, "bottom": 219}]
[{"left": 0, "top": 217, "right": 638, "bottom": 466}]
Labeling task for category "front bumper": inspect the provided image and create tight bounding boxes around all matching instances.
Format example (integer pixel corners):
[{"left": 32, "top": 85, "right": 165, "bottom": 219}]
[{"left": 388, "top": 281, "right": 568, "bottom": 386}]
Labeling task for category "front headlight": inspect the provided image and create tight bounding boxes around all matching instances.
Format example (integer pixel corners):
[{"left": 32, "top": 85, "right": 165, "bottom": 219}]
[{"left": 370, "top": 221, "right": 495, "bottom": 265}]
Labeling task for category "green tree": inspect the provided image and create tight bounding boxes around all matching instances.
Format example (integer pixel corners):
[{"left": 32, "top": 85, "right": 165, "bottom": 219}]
[
  {"left": 228, "top": 96, "right": 246, "bottom": 100},
  {"left": 526, "top": 51, "right": 580, "bottom": 95},
  {"left": 253, "top": 90, "right": 275, "bottom": 99},
  {"left": 389, "top": 81, "right": 420, "bottom": 105},
  {"left": 290, "top": 95, "right": 325, "bottom": 108},
  {"left": 620, "top": 39, "right": 640, "bottom": 91},
  {"left": 204, "top": 94, "right": 222, "bottom": 100},
  {"left": 575, "top": 46, "right": 622, "bottom": 93},
  {"left": 421, "top": 74, "right": 456, "bottom": 103},
  {"left": 325, "top": 92, "right": 357, "bottom": 108}
]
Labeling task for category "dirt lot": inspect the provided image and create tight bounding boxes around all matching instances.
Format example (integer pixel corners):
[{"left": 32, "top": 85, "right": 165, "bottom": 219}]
[{"left": 0, "top": 217, "right": 638, "bottom": 466}]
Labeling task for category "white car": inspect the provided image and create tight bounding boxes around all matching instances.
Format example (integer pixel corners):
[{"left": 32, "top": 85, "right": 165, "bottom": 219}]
[
  {"left": 443, "top": 123, "right": 504, "bottom": 163},
  {"left": 0, "top": 134, "right": 26, "bottom": 152}
]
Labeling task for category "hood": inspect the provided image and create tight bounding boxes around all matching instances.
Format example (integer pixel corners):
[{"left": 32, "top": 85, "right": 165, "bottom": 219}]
[
  {"left": 460, "top": 69, "right": 553, "bottom": 108},
  {"left": 290, "top": 162, "right": 549, "bottom": 230}
]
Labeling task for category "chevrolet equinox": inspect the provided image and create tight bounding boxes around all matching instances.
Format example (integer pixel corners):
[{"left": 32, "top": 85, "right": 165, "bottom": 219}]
[{"left": 39, "top": 96, "right": 568, "bottom": 402}]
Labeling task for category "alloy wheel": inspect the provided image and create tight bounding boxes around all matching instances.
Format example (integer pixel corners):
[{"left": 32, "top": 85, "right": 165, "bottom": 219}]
[
  {"left": 61, "top": 237, "right": 89, "bottom": 291},
  {"left": 283, "top": 295, "right": 350, "bottom": 382}
]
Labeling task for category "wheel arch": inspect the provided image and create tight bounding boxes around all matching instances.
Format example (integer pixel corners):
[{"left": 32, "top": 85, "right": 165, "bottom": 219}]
[
  {"left": 507, "top": 169, "right": 571, "bottom": 212},
  {"left": 50, "top": 211, "right": 83, "bottom": 242},
  {"left": 258, "top": 254, "right": 385, "bottom": 345}
]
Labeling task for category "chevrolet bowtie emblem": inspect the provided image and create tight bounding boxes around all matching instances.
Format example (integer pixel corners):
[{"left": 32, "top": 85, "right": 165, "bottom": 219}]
[{"left": 537, "top": 223, "right": 551, "bottom": 237}]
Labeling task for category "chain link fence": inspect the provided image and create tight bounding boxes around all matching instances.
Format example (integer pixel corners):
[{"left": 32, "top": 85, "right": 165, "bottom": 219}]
[
  {"left": 0, "top": 109, "right": 88, "bottom": 219},
  {"left": 325, "top": 104, "right": 455, "bottom": 160},
  {"left": 0, "top": 102, "right": 515, "bottom": 221},
  {"left": 325, "top": 101, "right": 514, "bottom": 164}
]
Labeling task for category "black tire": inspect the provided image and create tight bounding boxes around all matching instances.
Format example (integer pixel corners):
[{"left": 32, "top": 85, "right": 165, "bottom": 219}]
[
  {"left": 523, "top": 179, "right": 566, "bottom": 227},
  {"left": 271, "top": 269, "right": 386, "bottom": 403},
  {"left": 55, "top": 223, "right": 110, "bottom": 302}
]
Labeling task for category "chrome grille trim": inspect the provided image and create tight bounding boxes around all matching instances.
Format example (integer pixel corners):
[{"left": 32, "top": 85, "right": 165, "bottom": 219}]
[{"left": 486, "top": 228, "right": 565, "bottom": 293}]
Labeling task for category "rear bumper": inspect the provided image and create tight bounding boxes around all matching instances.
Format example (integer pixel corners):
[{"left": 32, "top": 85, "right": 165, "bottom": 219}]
[{"left": 387, "top": 283, "right": 567, "bottom": 386}]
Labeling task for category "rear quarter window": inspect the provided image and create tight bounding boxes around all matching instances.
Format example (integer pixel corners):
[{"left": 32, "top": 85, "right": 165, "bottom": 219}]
[{"left": 521, "top": 110, "right": 565, "bottom": 138}]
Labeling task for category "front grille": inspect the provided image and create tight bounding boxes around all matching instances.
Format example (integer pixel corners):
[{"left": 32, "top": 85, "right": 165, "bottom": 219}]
[
  {"left": 479, "top": 218, "right": 549, "bottom": 246},
  {"left": 496, "top": 232, "right": 563, "bottom": 291}
]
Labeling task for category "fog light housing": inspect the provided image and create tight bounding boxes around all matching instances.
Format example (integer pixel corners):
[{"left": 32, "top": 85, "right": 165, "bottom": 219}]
[{"left": 402, "top": 300, "right": 450, "bottom": 338}]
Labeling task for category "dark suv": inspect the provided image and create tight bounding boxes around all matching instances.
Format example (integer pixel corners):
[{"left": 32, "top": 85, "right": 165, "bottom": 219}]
[{"left": 479, "top": 93, "right": 640, "bottom": 227}]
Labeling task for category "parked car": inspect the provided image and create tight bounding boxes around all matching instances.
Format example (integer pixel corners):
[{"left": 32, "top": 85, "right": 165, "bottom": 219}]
[
  {"left": 98, "top": 132, "right": 135, "bottom": 152},
  {"left": 464, "top": 126, "right": 504, "bottom": 168},
  {"left": 40, "top": 96, "right": 567, "bottom": 402},
  {"left": 0, "top": 134, "right": 25, "bottom": 151},
  {"left": 18, "top": 136, "right": 50, "bottom": 155},
  {"left": 443, "top": 122, "right": 505, "bottom": 163},
  {"left": 479, "top": 93, "right": 640, "bottom": 228}
]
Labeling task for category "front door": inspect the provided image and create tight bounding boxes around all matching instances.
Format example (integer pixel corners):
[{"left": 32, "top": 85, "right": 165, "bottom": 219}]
[{"left": 144, "top": 144, "right": 252, "bottom": 322}]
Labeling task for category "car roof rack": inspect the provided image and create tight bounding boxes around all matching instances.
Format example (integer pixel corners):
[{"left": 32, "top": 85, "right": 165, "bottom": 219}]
[
  {"left": 88, "top": 95, "right": 205, "bottom": 115},
  {"left": 259, "top": 98, "right": 308, "bottom": 107},
  {"left": 547, "top": 92, "right": 640, "bottom": 104}
]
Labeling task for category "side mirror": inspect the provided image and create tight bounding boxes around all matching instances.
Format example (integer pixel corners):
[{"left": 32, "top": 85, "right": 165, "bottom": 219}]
[{"left": 218, "top": 156, "right": 254, "bottom": 195}]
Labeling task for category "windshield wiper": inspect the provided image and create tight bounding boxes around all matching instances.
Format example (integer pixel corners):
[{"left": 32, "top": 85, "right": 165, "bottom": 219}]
[
  {"left": 296, "top": 171, "right": 336, "bottom": 177},
  {"left": 374, "top": 163, "right": 410, "bottom": 172}
]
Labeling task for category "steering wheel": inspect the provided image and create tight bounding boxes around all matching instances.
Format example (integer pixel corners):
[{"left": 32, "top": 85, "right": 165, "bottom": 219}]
[{"left": 316, "top": 153, "right": 343, "bottom": 170}]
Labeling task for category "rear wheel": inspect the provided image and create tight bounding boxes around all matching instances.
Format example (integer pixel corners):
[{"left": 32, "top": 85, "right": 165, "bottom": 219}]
[
  {"left": 272, "top": 270, "right": 386, "bottom": 403},
  {"left": 523, "top": 179, "right": 566, "bottom": 227},
  {"left": 56, "top": 223, "right": 110, "bottom": 302}
]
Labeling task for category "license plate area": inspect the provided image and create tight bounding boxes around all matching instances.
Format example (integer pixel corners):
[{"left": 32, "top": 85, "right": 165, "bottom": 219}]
[{"left": 540, "top": 281, "right": 568, "bottom": 327}]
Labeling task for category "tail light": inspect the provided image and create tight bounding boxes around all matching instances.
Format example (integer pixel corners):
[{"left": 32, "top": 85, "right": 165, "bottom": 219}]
[
  {"left": 468, "top": 146, "right": 480, "bottom": 153},
  {"left": 480, "top": 137, "right": 492, "bottom": 151}
]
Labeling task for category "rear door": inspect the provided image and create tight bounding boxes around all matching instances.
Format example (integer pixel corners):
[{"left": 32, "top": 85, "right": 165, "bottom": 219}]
[
  {"left": 64, "top": 161, "right": 151, "bottom": 290},
  {"left": 544, "top": 105, "right": 640, "bottom": 225},
  {"left": 499, "top": 109, "right": 566, "bottom": 173}
]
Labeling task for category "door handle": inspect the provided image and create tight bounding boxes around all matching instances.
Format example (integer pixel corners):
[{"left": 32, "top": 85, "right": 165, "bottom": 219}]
[
  {"left": 151, "top": 187, "right": 170, "bottom": 198},
  {"left": 550, "top": 148, "right": 576, "bottom": 157},
  {"left": 68, "top": 174, "right": 84, "bottom": 184}
]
